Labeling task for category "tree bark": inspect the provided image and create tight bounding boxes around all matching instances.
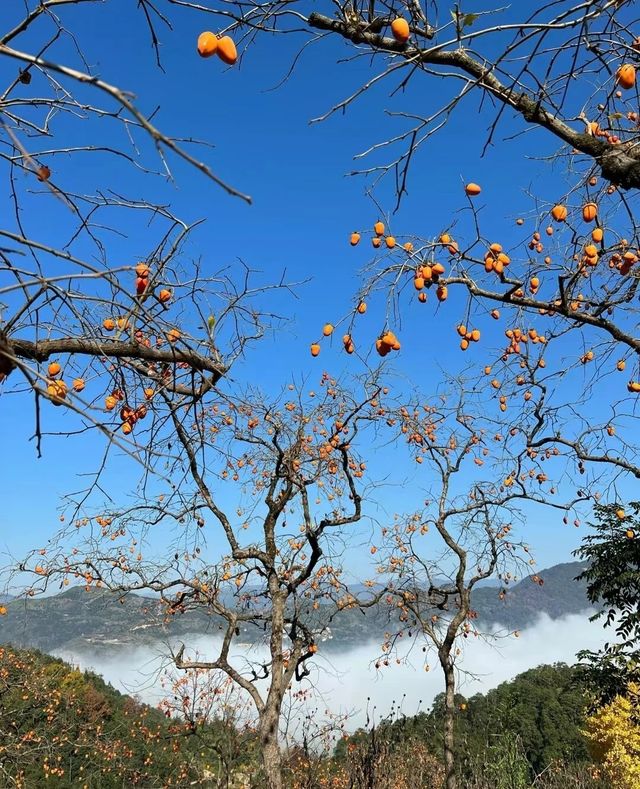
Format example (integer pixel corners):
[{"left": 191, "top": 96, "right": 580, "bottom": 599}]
[
  {"left": 259, "top": 586, "right": 286, "bottom": 789},
  {"left": 259, "top": 691, "right": 284, "bottom": 789},
  {"left": 441, "top": 657, "right": 458, "bottom": 789}
]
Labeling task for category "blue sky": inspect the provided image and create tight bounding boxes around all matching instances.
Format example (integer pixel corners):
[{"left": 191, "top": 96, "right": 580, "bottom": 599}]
[{"left": 1, "top": 1, "right": 632, "bottom": 581}]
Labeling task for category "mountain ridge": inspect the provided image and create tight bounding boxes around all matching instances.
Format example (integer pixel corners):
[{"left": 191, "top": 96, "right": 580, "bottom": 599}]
[{"left": 0, "top": 560, "right": 591, "bottom": 653}]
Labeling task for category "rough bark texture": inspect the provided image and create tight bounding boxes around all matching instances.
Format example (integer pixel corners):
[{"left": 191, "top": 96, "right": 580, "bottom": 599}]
[
  {"left": 259, "top": 703, "right": 284, "bottom": 789},
  {"left": 441, "top": 659, "right": 458, "bottom": 789},
  {"left": 259, "top": 587, "right": 285, "bottom": 789}
]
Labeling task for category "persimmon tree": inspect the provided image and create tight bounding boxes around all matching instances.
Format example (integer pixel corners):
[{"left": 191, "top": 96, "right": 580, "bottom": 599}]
[
  {"left": 163, "top": 0, "right": 640, "bottom": 468},
  {"left": 0, "top": 1, "right": 264, "bottom": 455},
  {"left": 366, "top": 380, "right": 589, "bottom": 789},
  {"left": 170, "top": 0, "right": 640, "bottom": 193},
  {"left": 159, "top": 664, "right": 259, "bottom": 786},
  {"left": 18, "top": 376, "right": 384, "bottom": 789},
  {"left": 296, "top": 178, "right": 640, "bottom": 620}
]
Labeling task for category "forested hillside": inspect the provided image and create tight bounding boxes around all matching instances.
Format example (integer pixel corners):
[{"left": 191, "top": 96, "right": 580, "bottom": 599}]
[
  {"left": 0, "top": 648, "right": 613, "bottom": 788},
  {"left": 0, "top": 645, "right": 258, "bottom": 787}
]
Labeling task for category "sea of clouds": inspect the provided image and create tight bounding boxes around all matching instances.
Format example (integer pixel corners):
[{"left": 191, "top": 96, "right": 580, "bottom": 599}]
[{"left": 53, "top": 609, "right": 606, "bottom": 733}]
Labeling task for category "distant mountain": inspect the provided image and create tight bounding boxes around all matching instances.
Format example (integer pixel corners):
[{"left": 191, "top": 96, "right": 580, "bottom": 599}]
[
  {"left": 325, "top": 560, "right": 592, "bottom": 647},
  {"left": 471, "top": 561, "right": 592, "bottom": 629},
  {"left": 0, "top": 561, "right": 592, "bottom": 654},
  {"left": 0, "top": 584, "right": 228, "bottom": 653}
]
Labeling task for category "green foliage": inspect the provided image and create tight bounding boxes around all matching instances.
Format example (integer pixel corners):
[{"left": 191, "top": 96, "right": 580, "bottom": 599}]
[
  {"left": 455, "top": 663, "right": 593, "bottom": 777},
  {"left": 464, "top": 733, "right": 530, "bottom": 789},
  {"left": 335, "top": 664, "right": 596, "bottom": 784},
  {"left": 573, "top": 501, "right": 640, "bottom": 703},
  {"left": 0, "top": 645, "right": 258, "bottom": 787}
]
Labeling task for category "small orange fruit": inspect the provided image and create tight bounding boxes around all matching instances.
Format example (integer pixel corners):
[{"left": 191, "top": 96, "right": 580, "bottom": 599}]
[
  {"left": 158, "top": 289, "right": 172, "bottom": 303},
  {"left": 217, "top": 36, "right": 238, "bottom": 65},
  {"left": 310, "top": 343, "right": 321, "bottom": 357},
  {"left": 322, "top": 323, "right": 334, "bottom": 337},
  {"left": 551, "top": 204, "right": 567, "bottom": 222},
  {"left": 374, "top": 221, "right": 385, "bottom": 236},
  {"left": 357, "top": 302, "right": 367, "bottom": 314},
  {"left": 385, "top": 236, "right": 396, "bottom": 249},
  {"left": 616, "top": 64, "right": 636, "bottom": 90},
  {"left": 47, "top": 380, "right": 67, "bottom": 404},
  {"left": 391, "top": 17, "right": 410, "bottom": 43},
  {"left": 464, "top": 183, "right": 481, "bottom": 196},
  {"left": 48, "top": 361, "right": 61, "bottom": 377},
  {"left": 103, "top": 318, "right": 115, "bottom": 331},
  {"left": 166, "top": 328, "right": 181, "bottom": 343},
  {"left": 350, "top": 232, "right": 361, "bottom": 246},
  {"left": 72, "top": 378, "right": 85, "bottom": 393},
  {"left": 197, "top": 31, "right": 218, "bottom": 58},
  {"left": 582, "top": 202, "right": 598, "bottom": 223}
]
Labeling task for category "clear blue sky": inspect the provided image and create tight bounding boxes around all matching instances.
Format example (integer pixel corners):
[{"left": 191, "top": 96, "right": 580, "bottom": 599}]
[{"left": 0, "top": 1, "right": 629, "bottom": 579}]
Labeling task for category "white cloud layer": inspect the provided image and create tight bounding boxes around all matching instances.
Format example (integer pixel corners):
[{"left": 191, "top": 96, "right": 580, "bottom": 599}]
[{"left": 54, "top": 610, "right": 606, "bottom": 733}]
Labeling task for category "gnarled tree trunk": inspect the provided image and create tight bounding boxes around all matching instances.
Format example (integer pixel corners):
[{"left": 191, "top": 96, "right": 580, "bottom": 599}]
[
  {"left": 440, "top": 654, "right": 458, "bottom": 789},
  {"left": 259, "top": 698, "right": 283, "bottom": 789}
]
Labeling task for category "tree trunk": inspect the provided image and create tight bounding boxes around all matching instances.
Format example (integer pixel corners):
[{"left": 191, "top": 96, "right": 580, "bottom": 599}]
[
  {"left": 259, "top": 701, "right": 283, "bottom": 789},
  {"left": 441, "top": 659, "right": 458, "bottom": 789},
  {"left": 257, "top": 583, "right": 286, "bottom": 789}
]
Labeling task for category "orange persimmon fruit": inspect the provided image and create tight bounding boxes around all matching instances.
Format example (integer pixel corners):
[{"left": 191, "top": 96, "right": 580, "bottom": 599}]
[
  {"left": 197, "top": 32, "right": 218, "bottom": 58},
  {"left": 391, "top": 17, "right": 410, "bottom": 43},
  {"left": 217, "top": 36, "right": 238, "bottom": 65}
]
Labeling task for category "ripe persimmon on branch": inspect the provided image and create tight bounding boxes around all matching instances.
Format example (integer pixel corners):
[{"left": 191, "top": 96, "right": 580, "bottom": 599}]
[
  {"left": 313, "top": 172, "right": 640, "bottom": 494},
  {"left": 368, "top": 378, "right": 592, "bottom": 789},
  {"left": 172, "top": 0, "right": 640, "bottom": 195},
  {"left": 17, "top": 376, "right": 386, "bottom": 789},
  {"left": 0, "top": 2, "right": 263, "bottom": 455}
]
